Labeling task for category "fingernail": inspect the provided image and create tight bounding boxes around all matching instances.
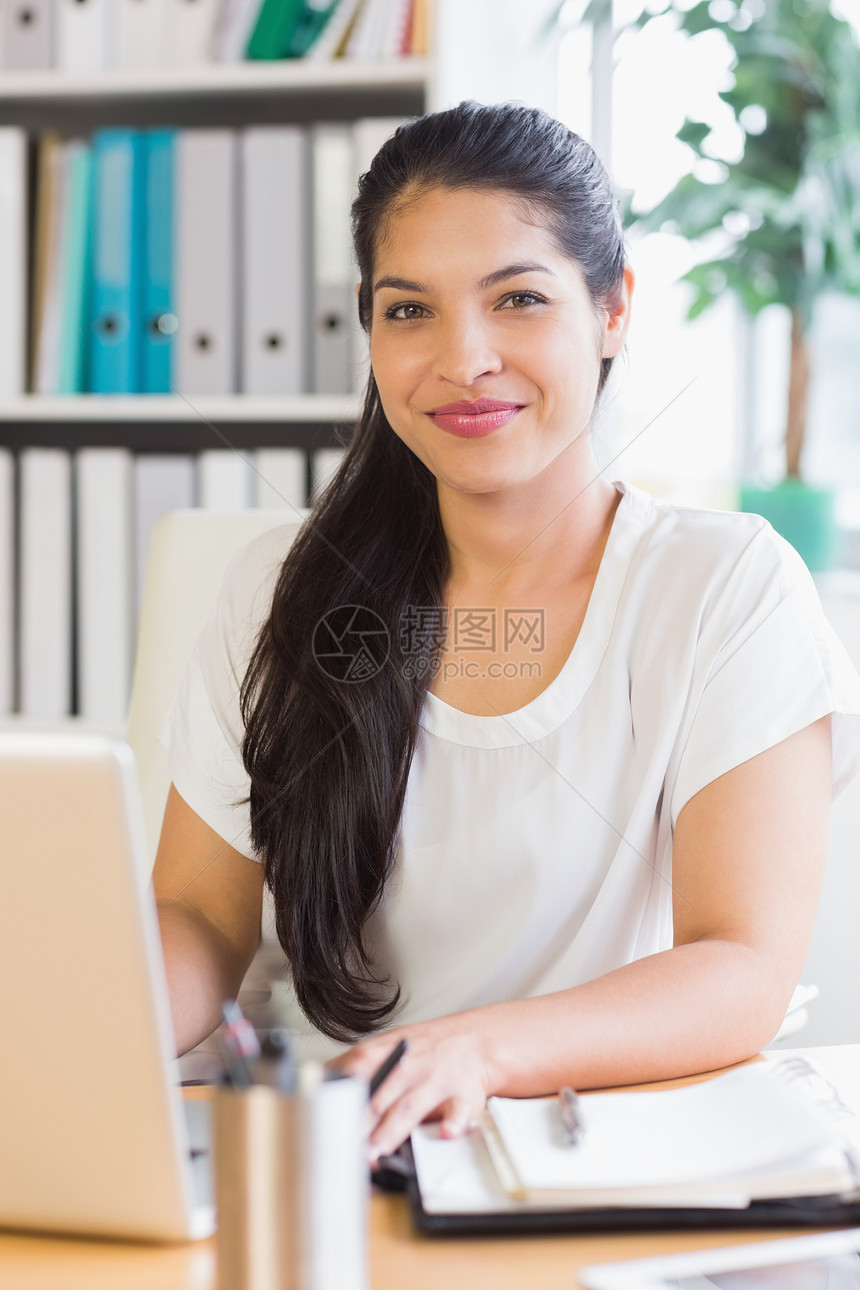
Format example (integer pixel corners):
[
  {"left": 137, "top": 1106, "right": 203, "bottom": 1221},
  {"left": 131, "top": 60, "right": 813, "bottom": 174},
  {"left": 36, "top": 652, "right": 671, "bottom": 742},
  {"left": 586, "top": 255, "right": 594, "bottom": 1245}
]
[{"left": 368, "top": 1143, "right": 383, "bottom": 1165}]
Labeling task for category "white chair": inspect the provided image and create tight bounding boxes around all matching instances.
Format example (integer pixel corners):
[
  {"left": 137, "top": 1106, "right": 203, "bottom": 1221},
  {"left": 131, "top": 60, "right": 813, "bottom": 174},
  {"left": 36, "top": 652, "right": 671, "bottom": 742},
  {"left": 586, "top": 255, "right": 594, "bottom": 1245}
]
[{"left": 127, "top": 507, "right": 308, "bottom": 1076}]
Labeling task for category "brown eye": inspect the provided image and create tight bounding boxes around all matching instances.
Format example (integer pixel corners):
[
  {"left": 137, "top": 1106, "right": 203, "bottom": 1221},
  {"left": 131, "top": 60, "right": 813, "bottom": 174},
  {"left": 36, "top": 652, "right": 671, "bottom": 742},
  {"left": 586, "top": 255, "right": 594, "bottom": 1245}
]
[
  {"left": 385, "top": 302, "right": 428, "bottom": 322},
  {"left": 501, "top": 291, "right": 545, "bottom": 310}
]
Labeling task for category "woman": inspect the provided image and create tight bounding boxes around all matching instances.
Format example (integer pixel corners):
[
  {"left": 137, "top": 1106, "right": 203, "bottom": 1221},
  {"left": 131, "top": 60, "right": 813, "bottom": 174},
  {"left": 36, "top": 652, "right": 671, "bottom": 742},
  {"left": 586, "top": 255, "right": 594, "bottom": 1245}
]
[{"left": 154, "top": 101, "right": 860, "bottom": 1162}]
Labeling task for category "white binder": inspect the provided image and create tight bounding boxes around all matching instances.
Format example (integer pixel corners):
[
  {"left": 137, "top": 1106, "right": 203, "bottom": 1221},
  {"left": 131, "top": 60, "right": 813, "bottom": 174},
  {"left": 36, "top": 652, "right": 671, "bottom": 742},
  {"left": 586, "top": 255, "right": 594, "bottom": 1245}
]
[
  {"left": 18, "top": 449, "right": 73, "bottom": 718},
  {"left": 174, "top": 130, "right": 238, "bottom": 396},
  {"left": 0, "top": 451, "right": 13, "bottom": 715},
  {"left": 56, "top": 0, "right": 115, "bottom": 71},
  {"left": 116, "top": 0, "right": 168, "bottom": 68},
  {"left": 212, "top": 0, "right": 259, "bottom": 61},
  {"left": 2, "top": 0, "right": 53, "bottom": 68},
  {"left": 311, "top": 123, "right": 355, "bottom": 395},
  {"left": 198, "top": 449, "right": 253, "bottom": 509},
  {"left": 241, "top": 126, "right": 310, "bottom": 396},
  {"left": 164, "top": 0, "right": 221, "bottom": 65},
  {"left": 133, "top": 455, "right": 196, "bottom": 612},
  {"left": 351, "top": 117, "right": 408, "bottom": 391},
  {"left": 310, "top": 447, "right": 347, "bottom": 502},
  {"left": 254, "top": 448, "right": 308, "bottom": 511},
  {"left": 0, "top": 129, "right": 27, "bottom": 399},
  {"left": 76, "top": 450, "right": 134, "bottom": 726}
]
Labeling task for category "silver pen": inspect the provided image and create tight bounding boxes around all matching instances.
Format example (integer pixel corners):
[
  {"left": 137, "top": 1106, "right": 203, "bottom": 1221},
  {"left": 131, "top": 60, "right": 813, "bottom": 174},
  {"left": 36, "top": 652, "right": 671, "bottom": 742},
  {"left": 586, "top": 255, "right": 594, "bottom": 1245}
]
[{"left": 558, "top": 1085, "right": 587, "bottom": 1146}]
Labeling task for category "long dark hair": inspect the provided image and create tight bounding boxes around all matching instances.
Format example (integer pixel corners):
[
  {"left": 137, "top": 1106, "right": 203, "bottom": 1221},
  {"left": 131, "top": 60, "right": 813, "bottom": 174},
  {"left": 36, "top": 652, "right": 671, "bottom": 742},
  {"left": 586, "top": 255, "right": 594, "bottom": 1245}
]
[{"left": 240, "top": 101, "right": 627, "bottom": 1042}]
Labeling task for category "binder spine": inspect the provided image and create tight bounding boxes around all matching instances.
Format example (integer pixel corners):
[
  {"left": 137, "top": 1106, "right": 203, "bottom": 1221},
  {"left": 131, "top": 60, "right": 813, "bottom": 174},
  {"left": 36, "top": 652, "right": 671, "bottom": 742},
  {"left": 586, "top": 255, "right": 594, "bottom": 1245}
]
[
  {"left": 2, "top": 0, "right": 54, "bottom": 69},
  {"left": 241, "top": 126, "right": 310, "bottom": 396},
  {"left": 0, "top": 128, "right": 28, "bottom": 399},
  {"left": 142, "top": 131, "right": 177, "bottom": 395},
  {"left": 18, "top": 449, "right": 73, "bottom": 718},
  {"left": 89, "top": 130, "right": 147, "bottom": 395},
  {"left": 174, "top": 130, "right": 239, "bottom": 396},
  {"left": 56, "top": 0, "right": 115, "bottom": 72},
  {"left": 311, "top": 124, "right": 354, "bottom": 396},
  {"left": 164, "top": 0, "right": 222, "bottom": 65},
  {"left": 116, "top": 0, "right": 168, "bottom": 68},
  {"left": 58, "top": 141, "right": 93, "bottom": 395}
]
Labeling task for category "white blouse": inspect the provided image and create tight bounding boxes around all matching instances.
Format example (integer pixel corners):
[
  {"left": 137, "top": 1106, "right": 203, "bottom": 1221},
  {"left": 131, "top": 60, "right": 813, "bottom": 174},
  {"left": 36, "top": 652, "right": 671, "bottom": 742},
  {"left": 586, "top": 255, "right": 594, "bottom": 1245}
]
[{"left": 160, "top": 480, "right": 860, "bottom": 1052}]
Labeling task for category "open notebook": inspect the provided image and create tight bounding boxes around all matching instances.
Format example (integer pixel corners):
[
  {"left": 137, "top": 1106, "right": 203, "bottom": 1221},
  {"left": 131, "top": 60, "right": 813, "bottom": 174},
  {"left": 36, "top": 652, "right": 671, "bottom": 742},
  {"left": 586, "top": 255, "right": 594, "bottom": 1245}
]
[{"left": 407, "top": 1054, "right": 860, "bottom": 1235}]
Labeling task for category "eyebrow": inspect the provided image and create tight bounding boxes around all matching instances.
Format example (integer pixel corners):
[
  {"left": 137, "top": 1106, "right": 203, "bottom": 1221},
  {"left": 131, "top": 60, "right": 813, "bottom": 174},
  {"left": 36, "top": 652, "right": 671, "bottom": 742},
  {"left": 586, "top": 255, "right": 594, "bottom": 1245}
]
[{"left": 373, "top": 262, "right": 557, "bottom": 294}]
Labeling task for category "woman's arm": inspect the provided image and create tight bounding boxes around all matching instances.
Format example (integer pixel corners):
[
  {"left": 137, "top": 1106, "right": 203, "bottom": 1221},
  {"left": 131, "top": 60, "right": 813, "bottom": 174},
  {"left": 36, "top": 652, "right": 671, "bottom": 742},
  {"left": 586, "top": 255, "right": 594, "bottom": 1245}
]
[
  {"left": 336, "top": 714, "right": 832, "bottom": 1159},
  {"left": 152, "top": 784, "right": 266, "bottom": 1055}
]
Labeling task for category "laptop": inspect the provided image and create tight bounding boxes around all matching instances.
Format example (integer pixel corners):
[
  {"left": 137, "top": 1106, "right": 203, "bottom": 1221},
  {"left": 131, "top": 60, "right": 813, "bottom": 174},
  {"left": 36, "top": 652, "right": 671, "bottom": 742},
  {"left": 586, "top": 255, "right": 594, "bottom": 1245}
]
[{"left": 0, "top": 729, "right": 215, "bottom": 1242}]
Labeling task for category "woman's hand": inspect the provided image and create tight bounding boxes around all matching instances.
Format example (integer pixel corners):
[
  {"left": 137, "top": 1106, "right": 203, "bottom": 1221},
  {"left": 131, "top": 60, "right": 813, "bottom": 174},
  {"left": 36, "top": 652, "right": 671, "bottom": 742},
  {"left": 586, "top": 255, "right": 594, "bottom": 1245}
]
[{"left": 329, "top": 1018, "right": 496, "bottom": 1161}]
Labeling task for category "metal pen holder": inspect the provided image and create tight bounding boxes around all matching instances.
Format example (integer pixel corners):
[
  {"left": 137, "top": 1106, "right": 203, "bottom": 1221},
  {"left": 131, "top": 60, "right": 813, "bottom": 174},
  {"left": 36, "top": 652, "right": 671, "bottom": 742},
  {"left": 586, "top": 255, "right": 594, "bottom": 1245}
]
[{"left": 214, "top": 1073, "right": 368, "bottom": 1290}]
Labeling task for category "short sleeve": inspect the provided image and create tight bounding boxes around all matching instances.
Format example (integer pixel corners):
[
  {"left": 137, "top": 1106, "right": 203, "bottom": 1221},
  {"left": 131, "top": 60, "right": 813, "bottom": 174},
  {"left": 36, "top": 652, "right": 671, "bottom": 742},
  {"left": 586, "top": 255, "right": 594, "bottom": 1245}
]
[
  {"left": 158, "top": 524, "right": 300, "bottom": 860},
  {"left": 670, "top": 525, "right": 860, "bottom": 829}
]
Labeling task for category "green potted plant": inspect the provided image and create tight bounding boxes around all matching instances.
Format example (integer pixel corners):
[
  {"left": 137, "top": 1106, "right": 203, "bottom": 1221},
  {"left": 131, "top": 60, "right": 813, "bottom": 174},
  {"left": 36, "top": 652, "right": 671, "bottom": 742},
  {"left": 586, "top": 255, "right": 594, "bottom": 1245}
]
[{"left": 617, "top": 0, "right": 860, "bottom": 569}]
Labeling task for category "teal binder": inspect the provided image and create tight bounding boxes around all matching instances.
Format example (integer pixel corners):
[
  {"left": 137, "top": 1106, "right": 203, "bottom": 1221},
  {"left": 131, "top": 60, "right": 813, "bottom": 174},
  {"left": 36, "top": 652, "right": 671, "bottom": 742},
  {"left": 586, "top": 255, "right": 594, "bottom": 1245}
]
[
  {"left": 142, "top": 130, "right": 176, "bottom": 395},
  {"left": 286, "top": 0, "right": 340, "bottom": 56},
  {"left": 88, "top": 129, "right": 146, "bottom": 394},
  {"left": 57, "top": 140, "right": 93, "bottom": 395},
  {"left": 246, "top": 0, "right": 304, "bottom": 59}
]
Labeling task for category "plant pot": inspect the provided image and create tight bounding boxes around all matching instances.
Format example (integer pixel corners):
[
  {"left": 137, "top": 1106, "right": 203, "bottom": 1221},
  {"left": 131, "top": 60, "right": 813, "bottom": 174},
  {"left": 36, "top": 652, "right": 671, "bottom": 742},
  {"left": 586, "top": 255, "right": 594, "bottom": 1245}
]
[{"left": 738, "top": 479, "right": 837, "bottom": 572}]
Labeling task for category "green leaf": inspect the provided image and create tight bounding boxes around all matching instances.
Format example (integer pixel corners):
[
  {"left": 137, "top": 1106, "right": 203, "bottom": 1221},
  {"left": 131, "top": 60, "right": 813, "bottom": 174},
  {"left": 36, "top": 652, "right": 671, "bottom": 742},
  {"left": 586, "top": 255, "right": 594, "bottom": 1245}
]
[
  {"left": 673, "top": 1, "right": 719, "bottom": 38},
  {"left": 676, "top": 119, "right": 713, "bottom": 153},
  {"left": 628, "top": 0, "right": 860, "bottom": 315}
]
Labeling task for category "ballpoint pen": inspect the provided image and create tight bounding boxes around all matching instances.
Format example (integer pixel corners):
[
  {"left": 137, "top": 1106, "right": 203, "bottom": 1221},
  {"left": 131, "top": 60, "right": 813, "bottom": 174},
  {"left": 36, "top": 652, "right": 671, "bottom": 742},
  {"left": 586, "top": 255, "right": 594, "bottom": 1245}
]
[
  {"left": 558, "top": 1085, "right": 587, "bottom": 1146},
  {"left": 367, "top": 1040, "right": 410, "bottom": 1186},
  {"left": 369, "top": 1039, "right": 408, "bottom": 1097}
]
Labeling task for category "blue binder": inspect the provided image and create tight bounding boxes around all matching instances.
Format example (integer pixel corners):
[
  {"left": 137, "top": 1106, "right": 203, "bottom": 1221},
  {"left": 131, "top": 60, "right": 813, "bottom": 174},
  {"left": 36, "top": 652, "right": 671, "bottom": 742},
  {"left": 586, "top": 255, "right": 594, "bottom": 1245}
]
[
  {"left": 142, "top": 131, "right": 176, "bottom": 395},
  {"left": 88, "top": 129, "right": 146, "bottom": 394}
]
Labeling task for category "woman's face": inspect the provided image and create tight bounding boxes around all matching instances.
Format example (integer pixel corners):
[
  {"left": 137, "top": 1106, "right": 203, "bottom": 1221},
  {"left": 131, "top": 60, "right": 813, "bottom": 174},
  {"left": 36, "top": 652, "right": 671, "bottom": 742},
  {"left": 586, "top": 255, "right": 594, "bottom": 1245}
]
[{"left": 367, "top": 186, "right": 632, "bottom": 499}]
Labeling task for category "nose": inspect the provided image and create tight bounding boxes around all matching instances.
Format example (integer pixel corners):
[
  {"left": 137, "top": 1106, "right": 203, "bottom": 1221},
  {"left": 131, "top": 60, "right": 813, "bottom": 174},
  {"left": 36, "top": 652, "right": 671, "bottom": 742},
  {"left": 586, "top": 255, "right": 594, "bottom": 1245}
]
[{"left": 431, "top": 312, "right": 502, "bottom": 388}]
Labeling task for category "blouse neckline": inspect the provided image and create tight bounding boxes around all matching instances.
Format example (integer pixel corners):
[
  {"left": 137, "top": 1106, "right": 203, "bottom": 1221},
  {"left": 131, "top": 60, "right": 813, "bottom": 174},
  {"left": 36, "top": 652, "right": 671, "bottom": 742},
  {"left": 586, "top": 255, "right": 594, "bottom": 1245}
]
[{"left": 418, "top": 480, "right": 651, "bottom": 748}]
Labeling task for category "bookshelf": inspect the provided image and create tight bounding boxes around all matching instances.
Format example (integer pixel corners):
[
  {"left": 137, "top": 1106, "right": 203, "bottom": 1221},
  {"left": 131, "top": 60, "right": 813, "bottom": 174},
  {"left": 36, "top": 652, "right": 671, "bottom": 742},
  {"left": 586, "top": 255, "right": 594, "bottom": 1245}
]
[
  {"left": 0, "top": 68, "right": 413, "bottom": 462},
  {"left": 0, "top": 56, "right": 431, "bottom": 103},
  {"left": 0, "top": 395, "right": 359, "bottom": 421},
  {"left": 0, "top": 0, "right": 562, "bottom": 721},
  {"left": 0, "top": 395, "right": 360, "bottom": 452},
  {"left": 0, "top": 0, "right": 561, "bottom": 445}
]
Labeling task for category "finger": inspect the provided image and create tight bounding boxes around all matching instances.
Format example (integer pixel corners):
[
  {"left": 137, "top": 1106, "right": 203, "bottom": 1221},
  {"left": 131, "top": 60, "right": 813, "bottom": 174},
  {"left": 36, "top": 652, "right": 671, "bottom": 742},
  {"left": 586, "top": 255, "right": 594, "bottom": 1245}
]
[
  {"left": 437, "top": 1094, "right": 476, "bottom": 1138},
  {"left": 369, "top": 1053, "right": 427, "bottom": 1128},
  {"left": 369, "top": 1079, "right": 448, "bottom": 1161}
]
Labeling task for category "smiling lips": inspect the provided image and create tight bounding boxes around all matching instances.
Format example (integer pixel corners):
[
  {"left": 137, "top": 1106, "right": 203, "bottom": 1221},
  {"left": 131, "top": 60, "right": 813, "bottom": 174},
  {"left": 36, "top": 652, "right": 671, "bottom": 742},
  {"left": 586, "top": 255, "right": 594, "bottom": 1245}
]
[{"left": 428, "top": 398, "right": 524, "bottom": 437}]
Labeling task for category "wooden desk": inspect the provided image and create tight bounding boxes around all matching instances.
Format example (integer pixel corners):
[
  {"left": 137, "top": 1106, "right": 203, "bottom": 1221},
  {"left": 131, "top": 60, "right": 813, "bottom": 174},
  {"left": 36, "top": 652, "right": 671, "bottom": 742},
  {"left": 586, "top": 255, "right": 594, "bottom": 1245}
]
[
  {"left": 5, "top": 1054, "right": 854, "bottom": 1290},
  {"left": 0, "top": 1195, "right": 800, "bottom": 1290}
]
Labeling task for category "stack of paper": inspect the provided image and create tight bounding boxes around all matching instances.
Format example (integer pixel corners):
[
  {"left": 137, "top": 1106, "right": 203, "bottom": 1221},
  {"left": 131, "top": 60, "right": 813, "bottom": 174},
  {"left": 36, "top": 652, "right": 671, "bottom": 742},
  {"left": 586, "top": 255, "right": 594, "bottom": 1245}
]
[{"left": 411, "top": 1065, "right": 859, "bottom": 1218}]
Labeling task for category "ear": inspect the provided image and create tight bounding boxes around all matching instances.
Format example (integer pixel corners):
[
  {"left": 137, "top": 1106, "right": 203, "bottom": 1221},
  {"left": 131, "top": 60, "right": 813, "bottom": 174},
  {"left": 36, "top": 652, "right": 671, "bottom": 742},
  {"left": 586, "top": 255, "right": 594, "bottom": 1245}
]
[{"left": 600, "top": 265, "right": 634, "bottom": 359}]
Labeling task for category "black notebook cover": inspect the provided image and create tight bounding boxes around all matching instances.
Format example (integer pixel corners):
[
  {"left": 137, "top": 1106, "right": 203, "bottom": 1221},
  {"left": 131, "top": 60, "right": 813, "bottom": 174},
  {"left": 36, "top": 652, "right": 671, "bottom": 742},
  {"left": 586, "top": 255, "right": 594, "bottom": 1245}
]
[{"left": 391, "top": 1142, "right": 860, "bottom": 1237}]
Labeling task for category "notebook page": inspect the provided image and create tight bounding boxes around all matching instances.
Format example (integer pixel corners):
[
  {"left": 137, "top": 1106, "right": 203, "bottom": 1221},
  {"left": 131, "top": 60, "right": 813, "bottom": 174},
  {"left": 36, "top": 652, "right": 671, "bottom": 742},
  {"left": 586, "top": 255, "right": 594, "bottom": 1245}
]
[
  {"left": 409, "top": 1124, "right": 749, "bottom": 1215},
  {"left": 487, "top": 1066, "right": 841, "bottom": 1192}
]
